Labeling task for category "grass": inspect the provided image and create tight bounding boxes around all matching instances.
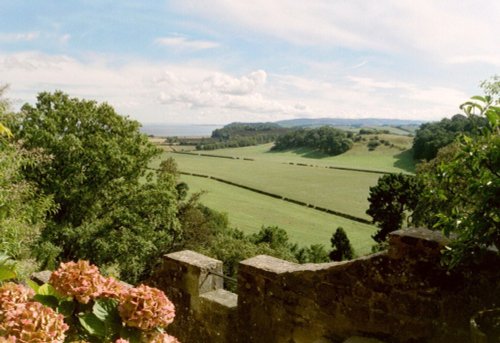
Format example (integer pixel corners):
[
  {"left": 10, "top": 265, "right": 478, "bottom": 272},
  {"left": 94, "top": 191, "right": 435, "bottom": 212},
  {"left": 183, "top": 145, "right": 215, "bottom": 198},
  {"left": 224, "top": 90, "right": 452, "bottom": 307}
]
[
  {"left": 182, "top": 174, "right": 377, "bottom": 255},
  {"left": 156, "top": 153, "right": 381, "bottom": 220},
  {"left": 149, "top": 133, "right": 416, "bottom": 257},
  {"left": 195, "top": 133, "right": 416, "bottom": 173}
]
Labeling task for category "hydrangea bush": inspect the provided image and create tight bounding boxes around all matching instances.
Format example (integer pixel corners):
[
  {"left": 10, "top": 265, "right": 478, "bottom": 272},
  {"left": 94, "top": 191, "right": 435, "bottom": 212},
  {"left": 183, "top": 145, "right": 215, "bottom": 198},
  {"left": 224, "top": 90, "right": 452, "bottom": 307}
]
[{"left": 0, "top": 260, "right": 179, "bottom": 342}]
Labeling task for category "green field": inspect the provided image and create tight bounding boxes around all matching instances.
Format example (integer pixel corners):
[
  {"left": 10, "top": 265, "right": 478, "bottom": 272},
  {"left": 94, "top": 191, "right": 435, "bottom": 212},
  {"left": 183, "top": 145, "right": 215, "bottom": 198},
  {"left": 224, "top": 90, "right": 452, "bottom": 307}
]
[
  {"left": 181, "top": 174, "right": 377, "bottom": 255},
  {"left": 151, "top": 133, "right": 416, "bottom": 257},
  {"left": 155, "top": 153, "right": 381, "bottom": 220},
  {"left": 192, "top": 134, "right": 415, "bottom": 173}
]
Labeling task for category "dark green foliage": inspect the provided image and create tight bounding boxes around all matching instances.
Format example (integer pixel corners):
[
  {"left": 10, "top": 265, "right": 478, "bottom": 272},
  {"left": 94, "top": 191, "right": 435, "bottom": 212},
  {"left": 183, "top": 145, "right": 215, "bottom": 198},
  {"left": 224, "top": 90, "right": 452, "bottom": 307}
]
[
  {"left": 294, "top": 244, "right": 330, "bottom": 263},
  {"left": 10, "top": 91, "right": 181, "bottom": 284},
  {"left": 15, "top": 91, "right": 160, "bottom": 227},
  {"left": 272, "top": 126, "right": 353, "bottom": 156},
  {"left": 329, "top": 227, "right": 354, "bottom": 261},
  {"left": 366, "top": 173, "right": 422, "bottom": 243},
  {"left": 359, "top": 128, "right": 390, "bottom": 135},
  {"left": 416, "top": 88, "right": 500, "bottom": 267},
  {"left": 412, "top": 114, "right": 486, "bottom": 161},
  {"left": 191, "top": 122, "right": 290, "bottom": 150},
  {"left": 0, "top": 89, "right": 54, "bottom": 276},
  {"left": 367, "top": 138, "right": 380, "bottom": 150}
]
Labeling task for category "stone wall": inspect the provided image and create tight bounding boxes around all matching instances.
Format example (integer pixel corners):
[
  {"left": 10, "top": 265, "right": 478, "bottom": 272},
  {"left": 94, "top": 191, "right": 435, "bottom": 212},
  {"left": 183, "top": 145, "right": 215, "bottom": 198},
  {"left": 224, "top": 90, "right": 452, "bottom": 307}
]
[{"left": 150, "top": 228, "right": 500, "bottom": 343}]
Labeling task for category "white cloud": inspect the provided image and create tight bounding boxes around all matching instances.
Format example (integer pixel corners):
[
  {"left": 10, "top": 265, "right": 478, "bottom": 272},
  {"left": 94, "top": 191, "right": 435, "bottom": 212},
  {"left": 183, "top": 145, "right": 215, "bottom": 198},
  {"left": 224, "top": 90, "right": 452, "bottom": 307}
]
[
  {"left": 174, "top": 0, "right": 500, "bottom": 63},
  {"left": 447, "top": 54, "right": 500, "bottom": 66},
  {"left": 155, "top": 36, "right": 219, "bottom": 50},
  {"left": 0, "top": 51, "right": 470, "bottom": 124},
  {"left": 0, "top": 32, "right": 39, "bottom": 42}
]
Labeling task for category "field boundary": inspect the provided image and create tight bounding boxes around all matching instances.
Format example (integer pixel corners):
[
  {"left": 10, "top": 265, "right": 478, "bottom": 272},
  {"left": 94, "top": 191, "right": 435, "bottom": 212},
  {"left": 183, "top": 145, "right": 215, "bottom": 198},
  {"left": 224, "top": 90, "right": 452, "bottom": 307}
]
[
  {"left": 180, "top": 171, "right": 372, "bottom": 224},
  {"left": 172, "top": 151, "right": 391, "bottom": 175}
]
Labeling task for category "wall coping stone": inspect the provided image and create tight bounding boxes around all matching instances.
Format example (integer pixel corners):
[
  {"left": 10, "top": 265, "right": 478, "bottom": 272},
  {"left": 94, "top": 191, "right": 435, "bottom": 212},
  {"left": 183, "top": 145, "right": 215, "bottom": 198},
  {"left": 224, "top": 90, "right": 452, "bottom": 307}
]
[
  {"left": 389, "top": 227, "right": 450, "bottom": 245},
  {"left": 200, "top": 289, "right": 238, "bottom": 309},
  {"left": 166, "top": 250, "right": 222, "bottom": 270}
]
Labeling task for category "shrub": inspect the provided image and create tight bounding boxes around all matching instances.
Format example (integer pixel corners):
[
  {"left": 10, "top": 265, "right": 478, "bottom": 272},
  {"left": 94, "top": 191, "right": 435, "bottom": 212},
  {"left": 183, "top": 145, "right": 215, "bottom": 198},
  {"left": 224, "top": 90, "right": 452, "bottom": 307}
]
[{"left": 0, "top": 260, "right": 180, "bottom": 343}]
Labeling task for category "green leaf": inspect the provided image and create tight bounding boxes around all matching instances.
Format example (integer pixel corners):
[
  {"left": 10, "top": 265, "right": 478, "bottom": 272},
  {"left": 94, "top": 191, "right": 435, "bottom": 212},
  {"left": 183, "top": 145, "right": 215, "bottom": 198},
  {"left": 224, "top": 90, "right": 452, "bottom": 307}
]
[
  {"left": 0, "top": 265, "right": 16, "bottom": 281},
  {"left": 57, "top": 300, "right": 76, "bottom": 317},
  {"left": 79, "top": 313, "right": 106, "bottom": 338},
  {"left": 26, "top": 279, "right": 40, "bottom": 293},
  {"left": 37, "top": 283, "right": 62, "bottom": 297},
  {"left": 93, "top": 298, "right": 119, "bottom": 321},
  {"left": 95, "top": 298, "right": 122, "bottom": 336},
  {"left": 34, "top": 294, "right": 59, "bottom": 309},
  {"left": 471, "top": 95, "right": 487, "bottom": 102},
  {"left": 120, "top": 326, "right": 142, "bottom": 343}
]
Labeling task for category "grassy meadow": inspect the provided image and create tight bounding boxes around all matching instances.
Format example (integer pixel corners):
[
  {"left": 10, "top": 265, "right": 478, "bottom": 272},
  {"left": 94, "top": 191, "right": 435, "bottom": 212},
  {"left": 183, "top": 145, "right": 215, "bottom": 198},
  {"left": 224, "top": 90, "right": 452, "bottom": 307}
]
[
  {"left": 181, "top": 174, "right": 377, "bottom": 255},
  {"left": 154, "top": 153, "right": 380, "bottom": 220},
  {"left": 190, "top": 133, "right": 415, "bottom": 173},
  {"left": 150, "top": 132, "right": 416, "bottom": 256}
]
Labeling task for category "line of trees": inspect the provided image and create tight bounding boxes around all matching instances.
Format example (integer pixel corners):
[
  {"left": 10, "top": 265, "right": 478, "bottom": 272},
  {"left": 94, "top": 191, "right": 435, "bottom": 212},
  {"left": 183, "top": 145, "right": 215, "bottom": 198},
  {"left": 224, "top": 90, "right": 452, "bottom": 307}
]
[{"left": 412, "top": 113, "right": 487, "bottom": 161}]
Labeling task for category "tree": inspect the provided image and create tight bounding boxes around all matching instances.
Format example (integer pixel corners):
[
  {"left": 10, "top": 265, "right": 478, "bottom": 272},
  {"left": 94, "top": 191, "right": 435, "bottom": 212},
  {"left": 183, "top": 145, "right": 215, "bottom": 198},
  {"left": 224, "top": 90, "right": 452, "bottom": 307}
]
[
  {"left": 0, "top": 87, "right": 54, "bottom": 278},
  {"left": 412, "top": 114, "right": 486, "bottom": 161},
  {"left": 9, "top": 91, "right": 182, "bottom": 284},
  {"left": 272, "top": 126, "right": 353, "bottom": 156},
  {"left": 329, "top": 227, "right": 354, "bottom": 261},
  {"left": 14, "top": 91, "right": 159, "bottom": 227},
  {"left": 417, "top": 81, "right": 499, "bottom": 267},
  {"left": 366, "top": 173, "right": 422, "bottom": 243}
]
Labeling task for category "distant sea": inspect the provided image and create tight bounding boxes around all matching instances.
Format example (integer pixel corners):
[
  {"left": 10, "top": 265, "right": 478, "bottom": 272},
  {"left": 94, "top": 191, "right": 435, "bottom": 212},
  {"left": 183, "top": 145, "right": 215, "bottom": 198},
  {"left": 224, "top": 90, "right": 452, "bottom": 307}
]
[{"left": 140, "top": 124, "right": 223, "bottom": 137}]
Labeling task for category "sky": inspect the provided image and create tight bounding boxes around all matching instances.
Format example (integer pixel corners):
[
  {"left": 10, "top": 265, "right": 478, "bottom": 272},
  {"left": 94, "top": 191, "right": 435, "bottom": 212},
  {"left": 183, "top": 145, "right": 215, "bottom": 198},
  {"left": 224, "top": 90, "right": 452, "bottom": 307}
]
[{"left": 0, "top": 1, "right": 499, "bottom": 124}]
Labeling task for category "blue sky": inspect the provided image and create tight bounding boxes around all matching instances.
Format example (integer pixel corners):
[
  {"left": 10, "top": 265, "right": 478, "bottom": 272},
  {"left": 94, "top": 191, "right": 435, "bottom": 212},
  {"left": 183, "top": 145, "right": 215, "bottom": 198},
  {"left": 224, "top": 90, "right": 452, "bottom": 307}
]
[{"left": 1, "top": 1, "right": 499, "bottom": 124}]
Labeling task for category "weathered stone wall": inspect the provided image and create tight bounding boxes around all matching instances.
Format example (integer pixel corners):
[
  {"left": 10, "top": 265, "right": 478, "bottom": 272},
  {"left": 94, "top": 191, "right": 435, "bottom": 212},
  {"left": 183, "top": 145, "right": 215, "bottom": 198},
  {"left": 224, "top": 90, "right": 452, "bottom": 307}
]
[{"left": 151, "top": 229, "right": 500, "bottom": 343}]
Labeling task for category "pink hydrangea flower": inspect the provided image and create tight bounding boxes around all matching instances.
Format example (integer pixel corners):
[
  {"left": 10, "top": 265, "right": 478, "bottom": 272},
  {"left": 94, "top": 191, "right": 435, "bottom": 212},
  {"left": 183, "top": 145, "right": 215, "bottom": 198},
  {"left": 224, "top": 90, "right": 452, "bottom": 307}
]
[
  {"left": 100, "top": 277, "right": 129, "bottom": 300},
  {"left": 143, "top": 332, "right": 180, "bottom": 343},
  {"left": 0, "top": 301, "right": 68, "bottom": 342},
  {"left": 0, "top": 336, "right": 16, "bottom": 342},
  {"left": 0, "top": 283, "right": 34, "bottom": 322},
  {"left": 118, "top": 285, "right": 175, "bottom": 331},
  {"left": 49, "top": 260, "right": 106, "bottom": 304},
  {"left": 115, "top": 339, "right": 130, "bottom": 343}
]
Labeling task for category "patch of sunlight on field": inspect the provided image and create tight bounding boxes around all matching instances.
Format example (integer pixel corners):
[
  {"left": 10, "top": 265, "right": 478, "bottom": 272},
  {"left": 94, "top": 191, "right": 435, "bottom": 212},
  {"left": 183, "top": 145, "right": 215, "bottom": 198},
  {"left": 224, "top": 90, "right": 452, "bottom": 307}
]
[{"left": 182, "top": 174, "right": 376, "bottom": 256}]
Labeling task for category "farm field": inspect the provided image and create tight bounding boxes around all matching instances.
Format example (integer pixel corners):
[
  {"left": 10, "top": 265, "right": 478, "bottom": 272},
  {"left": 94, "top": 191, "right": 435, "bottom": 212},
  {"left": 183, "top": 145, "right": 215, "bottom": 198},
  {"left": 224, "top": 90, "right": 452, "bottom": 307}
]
[
  {"left": 194, "top": 134, "right": 415, "bottom": 173},
  {"left": 151, "top": 132, "right": 416, "bottom": 257},
  {"left": 181, "top": 174, "right": 377, "bottom": 255},
  {"left": 156, "top": 152, "right": 381, "bottom": 220}
]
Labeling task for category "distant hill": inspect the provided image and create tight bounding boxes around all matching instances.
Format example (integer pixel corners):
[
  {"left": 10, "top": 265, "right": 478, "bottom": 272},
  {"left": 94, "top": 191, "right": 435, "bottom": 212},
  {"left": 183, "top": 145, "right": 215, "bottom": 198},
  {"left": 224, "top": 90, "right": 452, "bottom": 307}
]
[{"left": 275, "top": 118, "right": 426, "bottom": 128}]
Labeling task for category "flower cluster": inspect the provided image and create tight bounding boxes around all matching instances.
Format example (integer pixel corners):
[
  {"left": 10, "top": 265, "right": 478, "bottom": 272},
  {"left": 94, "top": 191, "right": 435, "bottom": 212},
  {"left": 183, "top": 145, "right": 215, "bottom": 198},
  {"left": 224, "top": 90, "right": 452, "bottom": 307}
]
[
  {"left": 0, "top": 293, "right": 68, "bottom": 342},
  {"left": 1, "top": 302, "right": 68, "bottom": 342},
  {"left": 119, "top": 284, "right": 175, "bottom": 331},
  {"left": 0, "top": 282, "right": 34, "bottom": 317},
  {"left": 143, "top": 331, "right": 181, "bottom": 343},
  {"left": 49, "top": 260, "right": 107, "bottom": 304},
  {"left": 0, "top": 260, "right": 178, "bottom": 342},
  {"left": 115, "top": 332, "right": 181, "bottom": 343},
  {"left": 100, "top": 276, "right": 128, "bottom": 300}
]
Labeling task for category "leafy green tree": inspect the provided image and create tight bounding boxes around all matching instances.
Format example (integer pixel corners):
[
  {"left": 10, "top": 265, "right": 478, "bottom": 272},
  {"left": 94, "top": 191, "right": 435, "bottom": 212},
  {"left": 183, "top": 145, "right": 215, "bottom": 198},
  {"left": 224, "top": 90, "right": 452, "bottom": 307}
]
[
  {"left": 417, "top": 84, "right": 499, "bottom": 267},
  {"left": 0, "top": 87, "right": 54, "bottom": 278},
  {"left": 329, "top": 227, "right": 354, "bottom": 261},
  {"left": 412, "top": 114, "right": 486, "bottom": 161},
  {"left": 366, "top": 173, "right": 422, "bottom": 243},
  {"left": 14, "top": 91, "right": 160, "bottom": 227},
  {"left": 272, "top": 126, "right": 353, "bottom": 156},
  {"left": 301, "top": 244, "right": 330, "bottom": 263},
  {"left": 8, "top": 91, "right": 183, "bottom": 283}
]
